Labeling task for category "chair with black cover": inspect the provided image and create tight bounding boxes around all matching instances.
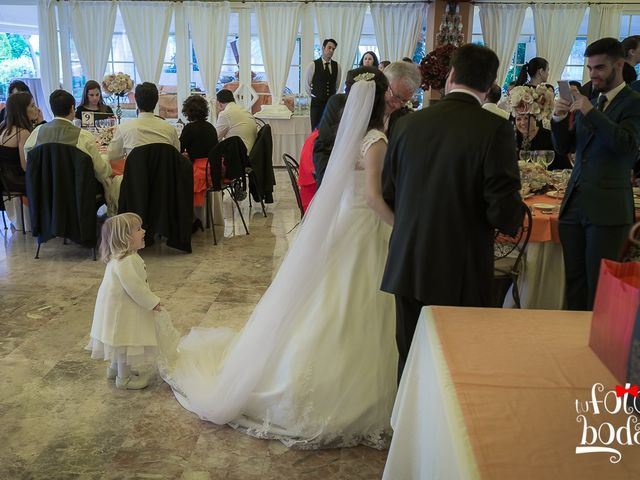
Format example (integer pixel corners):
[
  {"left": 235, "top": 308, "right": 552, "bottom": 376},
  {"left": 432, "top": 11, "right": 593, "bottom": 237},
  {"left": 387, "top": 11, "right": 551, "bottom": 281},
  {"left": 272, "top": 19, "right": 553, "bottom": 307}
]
[
  {"left": 248, "top": 124, "right": 273, "bottom": 214},
  {"left": 493, "top": 202, "right": 533, "bottom": 308},
  {"left": 118, "top": 143, "right": 193, "bottom": 253},
  {"left": 26, "top": 143, "right": 101, "bottom": 259},
  {"left": 205, "top": 136, "right": 251, "bottom": 245},
  {"left": 282, "top": 153, "right": 303, "bottom": 218}
]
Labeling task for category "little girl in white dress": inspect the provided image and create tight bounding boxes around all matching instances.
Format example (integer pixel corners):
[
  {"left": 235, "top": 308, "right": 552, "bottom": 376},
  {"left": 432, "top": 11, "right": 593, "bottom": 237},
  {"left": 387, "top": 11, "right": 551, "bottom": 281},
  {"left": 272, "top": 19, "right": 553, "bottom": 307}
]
[{"left": 87, "top": 213, "right": 161, "bottom": 390}]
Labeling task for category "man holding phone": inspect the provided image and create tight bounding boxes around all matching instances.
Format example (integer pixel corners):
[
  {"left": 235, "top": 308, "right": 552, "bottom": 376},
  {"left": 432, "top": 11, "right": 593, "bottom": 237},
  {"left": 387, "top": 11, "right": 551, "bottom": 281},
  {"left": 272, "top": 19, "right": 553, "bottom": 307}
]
[{"left": 551, "top": 37, "right": 640, "bottom": 310}]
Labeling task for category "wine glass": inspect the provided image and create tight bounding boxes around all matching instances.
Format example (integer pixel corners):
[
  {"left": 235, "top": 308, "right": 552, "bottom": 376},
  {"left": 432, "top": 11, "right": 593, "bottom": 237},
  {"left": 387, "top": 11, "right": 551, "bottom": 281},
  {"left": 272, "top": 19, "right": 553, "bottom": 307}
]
[
  {"left": 519, "top": 150, "right": 532, "bottom": 163},
  {"left": 538, "top": 150, "right": 555, "bottom": 170}
]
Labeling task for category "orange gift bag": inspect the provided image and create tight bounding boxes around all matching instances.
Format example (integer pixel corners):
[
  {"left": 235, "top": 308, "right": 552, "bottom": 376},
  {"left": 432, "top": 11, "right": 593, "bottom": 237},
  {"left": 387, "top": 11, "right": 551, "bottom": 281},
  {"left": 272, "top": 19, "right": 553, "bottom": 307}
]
[{"left": 589, "top": 259, "right": 640, "bottom": 384}]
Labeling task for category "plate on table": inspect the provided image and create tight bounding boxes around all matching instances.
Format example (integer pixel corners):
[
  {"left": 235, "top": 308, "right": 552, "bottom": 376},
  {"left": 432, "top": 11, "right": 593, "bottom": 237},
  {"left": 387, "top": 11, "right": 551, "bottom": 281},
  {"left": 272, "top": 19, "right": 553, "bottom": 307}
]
[
  {"left": 531, "top": 203, "right": 559, "bottom": 211},
  {"left": 522, "top": 193, "right": 535, "bottom": 199},
  {"left": 545, "top": 191, "right": 563, "bottom": 199}
]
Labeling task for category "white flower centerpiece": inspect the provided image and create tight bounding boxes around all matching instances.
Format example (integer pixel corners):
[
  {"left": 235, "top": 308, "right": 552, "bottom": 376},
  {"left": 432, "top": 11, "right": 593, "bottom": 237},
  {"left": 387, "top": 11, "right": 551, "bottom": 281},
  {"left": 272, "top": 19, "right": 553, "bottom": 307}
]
[{"left": 102, "top": 72, "right": 134, "bottom": 124}]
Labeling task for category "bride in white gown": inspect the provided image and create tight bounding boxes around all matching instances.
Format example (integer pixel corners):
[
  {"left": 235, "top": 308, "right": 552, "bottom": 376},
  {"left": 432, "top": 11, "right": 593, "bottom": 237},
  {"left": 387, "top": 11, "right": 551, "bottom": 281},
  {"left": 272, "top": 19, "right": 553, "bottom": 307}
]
[{"left": 159, "top": 67, "right": 398, "bottom": 449}]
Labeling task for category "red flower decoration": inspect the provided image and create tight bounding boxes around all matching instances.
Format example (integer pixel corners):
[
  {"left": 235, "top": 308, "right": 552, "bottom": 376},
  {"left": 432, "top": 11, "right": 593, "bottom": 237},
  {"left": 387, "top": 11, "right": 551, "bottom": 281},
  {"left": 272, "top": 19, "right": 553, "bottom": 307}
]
[{"left": 420, "top": 44, "right": 457, "bottom": 91}]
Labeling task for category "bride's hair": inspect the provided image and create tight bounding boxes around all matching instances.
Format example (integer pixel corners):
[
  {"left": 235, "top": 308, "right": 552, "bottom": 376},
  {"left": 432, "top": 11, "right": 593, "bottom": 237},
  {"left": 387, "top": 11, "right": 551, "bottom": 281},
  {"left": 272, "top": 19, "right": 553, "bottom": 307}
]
[{"left": 344, "top": 66, "right": 388, "bottom": 131}]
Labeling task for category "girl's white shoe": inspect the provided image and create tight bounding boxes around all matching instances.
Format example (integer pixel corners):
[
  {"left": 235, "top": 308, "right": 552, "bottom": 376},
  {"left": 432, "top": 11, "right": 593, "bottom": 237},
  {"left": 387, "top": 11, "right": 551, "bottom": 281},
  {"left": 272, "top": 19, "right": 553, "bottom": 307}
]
[
  {"left": 115, "top": 373, "right": 152, "bottom": 390},
  {"left": 107, "top": 365, "right": 138, "bottom": 380}
]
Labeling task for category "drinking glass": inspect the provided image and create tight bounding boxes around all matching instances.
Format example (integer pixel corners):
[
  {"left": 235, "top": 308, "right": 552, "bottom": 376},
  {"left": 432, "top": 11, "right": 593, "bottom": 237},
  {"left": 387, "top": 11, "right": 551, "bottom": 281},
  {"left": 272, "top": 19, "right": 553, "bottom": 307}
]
[
  {"left": 519, "top": 150, "right": 532, "bottom": 163},
  {"left": 538, "top": 150, "right": 555, "bottom": 170}
]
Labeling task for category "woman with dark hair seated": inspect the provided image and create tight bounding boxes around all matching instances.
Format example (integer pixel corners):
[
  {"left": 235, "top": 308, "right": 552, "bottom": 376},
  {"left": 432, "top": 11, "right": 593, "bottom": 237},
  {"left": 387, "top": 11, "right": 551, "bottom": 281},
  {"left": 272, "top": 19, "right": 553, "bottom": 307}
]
[
  {"left": 179, "top": 94, "right": 218, "bottom": 232},
  {"left": 515, "top": 113, "right": 571, "bottom": 170},
  {"left": 0, "top": 80, "right": 32, "bottom": 124},
  {"left": 359, "top": 51, "right": 379, "bottom": 68},
  {"left": 75, "top": 80, "right": 114, "bottom": 122}
]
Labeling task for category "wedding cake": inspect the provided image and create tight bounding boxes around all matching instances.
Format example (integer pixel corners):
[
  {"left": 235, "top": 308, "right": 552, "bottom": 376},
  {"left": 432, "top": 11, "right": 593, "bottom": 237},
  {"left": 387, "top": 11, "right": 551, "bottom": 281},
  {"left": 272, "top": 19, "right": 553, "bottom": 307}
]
[{"left": 255, "top": 104, "right": 292, "bottom": 119}]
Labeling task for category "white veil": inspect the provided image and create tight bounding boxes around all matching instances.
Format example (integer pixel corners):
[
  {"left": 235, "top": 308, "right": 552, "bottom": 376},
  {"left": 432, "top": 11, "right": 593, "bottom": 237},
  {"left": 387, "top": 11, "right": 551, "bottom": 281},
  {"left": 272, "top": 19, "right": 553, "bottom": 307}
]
[{"left": 160, "top": 79, "right": 378, "bottom": 424}]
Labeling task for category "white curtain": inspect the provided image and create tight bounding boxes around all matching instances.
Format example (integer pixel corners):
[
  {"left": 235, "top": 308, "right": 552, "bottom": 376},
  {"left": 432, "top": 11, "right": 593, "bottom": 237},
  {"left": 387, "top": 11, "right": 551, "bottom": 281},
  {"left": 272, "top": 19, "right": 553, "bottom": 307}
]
[
  {"left": 119, "top": 1, "right": 173, "bottom": 84},
  {"left": 257, "top": 2, "right": 302, "bottom": 105},
  {"left": 69, "top": 1, "right": 116, "bottom": 82},
  {"left": 479, "top": 4, "right": 527, "bottom": 88},
  {"left": 585, "top": 5, "right": 624, "bottom": 82},
  {"left": 533, "top": 4, "right": 586, "bottom": 85},
  {"left": 37, "top": 0, "right": 59, "bottom": 115},
  {"left": 174, "top": 3, "right": 191, "bottom": 122},
  {"left": 185, "top": 2, "right": 230, "bottom": 111},
  {"left": 315, "top": 3, "right": 366, "bottom": 89},
  {"left": 371, "top": 3, "right": 427, "bottom": 63}
]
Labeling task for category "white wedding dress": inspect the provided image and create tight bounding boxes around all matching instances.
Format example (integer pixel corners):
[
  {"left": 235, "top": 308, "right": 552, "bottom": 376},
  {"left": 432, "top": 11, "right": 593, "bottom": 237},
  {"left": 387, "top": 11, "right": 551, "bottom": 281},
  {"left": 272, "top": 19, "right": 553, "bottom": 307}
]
[{"left": 158, "top": 80, "right": 397, "bottom": 449}]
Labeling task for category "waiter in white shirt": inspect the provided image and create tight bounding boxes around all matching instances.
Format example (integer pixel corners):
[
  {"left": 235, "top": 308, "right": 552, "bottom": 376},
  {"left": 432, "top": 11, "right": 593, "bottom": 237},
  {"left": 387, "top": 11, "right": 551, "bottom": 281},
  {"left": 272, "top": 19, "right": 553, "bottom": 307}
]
[
  {"left": 304, "top": 38, "right": 341, "bottom": 130},
  {"left": 107, "top": 82, "right": 180, "bottom": 160}
]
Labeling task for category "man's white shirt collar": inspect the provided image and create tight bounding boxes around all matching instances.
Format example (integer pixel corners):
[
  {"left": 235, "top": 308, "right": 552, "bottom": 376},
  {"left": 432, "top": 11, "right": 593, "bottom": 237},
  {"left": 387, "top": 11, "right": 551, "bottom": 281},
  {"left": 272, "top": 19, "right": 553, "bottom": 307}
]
[{"left": 449, "top": 88, "right": 483, "bottom": 105}]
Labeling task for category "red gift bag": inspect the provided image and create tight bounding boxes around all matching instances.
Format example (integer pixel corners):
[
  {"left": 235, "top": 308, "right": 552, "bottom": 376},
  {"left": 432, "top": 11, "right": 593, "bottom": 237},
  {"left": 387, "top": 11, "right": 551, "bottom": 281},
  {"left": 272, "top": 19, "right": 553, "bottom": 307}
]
[{"left": 589, "top": 259, "right": 640, "bottom": 383}]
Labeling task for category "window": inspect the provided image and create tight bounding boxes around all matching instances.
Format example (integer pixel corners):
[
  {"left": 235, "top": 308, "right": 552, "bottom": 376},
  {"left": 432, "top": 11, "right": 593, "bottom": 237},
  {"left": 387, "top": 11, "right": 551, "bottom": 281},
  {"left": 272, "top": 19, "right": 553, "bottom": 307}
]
[
  {"left": 620, "top": 13, "right": 640, "bottom": 76},
  {"left": 356, "top": 10, "right": 378, "bottom": 68},
  {"left": 472, "top": 7, "right": 589, "bottom": 88}
]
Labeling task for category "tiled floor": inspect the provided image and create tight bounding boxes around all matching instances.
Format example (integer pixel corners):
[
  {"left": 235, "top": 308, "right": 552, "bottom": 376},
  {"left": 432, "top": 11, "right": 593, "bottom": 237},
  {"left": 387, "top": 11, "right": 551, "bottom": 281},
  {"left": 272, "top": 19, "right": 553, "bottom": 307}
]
[{"left": 0, "top": 172, "right": 387, "bottom": 479}]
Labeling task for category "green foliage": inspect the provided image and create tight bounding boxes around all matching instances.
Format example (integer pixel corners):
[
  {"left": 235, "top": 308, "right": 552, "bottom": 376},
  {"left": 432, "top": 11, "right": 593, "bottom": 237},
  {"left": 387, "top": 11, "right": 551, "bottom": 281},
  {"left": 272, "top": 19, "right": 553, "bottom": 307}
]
[
  {"left": 0, "top": 57, "right": 35, "bottom": 98},
  {"left": 0, "top": 35, "right": 11, "bottom": 61},
  {"left": 7, "top": 34, "right": 31, "bottom": 59}
]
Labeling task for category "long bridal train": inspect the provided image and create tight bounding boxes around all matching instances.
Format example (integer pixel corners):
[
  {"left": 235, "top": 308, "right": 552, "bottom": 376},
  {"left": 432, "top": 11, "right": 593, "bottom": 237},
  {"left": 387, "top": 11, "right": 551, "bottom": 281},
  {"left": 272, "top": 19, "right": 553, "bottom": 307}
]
[{"left": 155, "top": 80, "right": 398, "bottom": 449}]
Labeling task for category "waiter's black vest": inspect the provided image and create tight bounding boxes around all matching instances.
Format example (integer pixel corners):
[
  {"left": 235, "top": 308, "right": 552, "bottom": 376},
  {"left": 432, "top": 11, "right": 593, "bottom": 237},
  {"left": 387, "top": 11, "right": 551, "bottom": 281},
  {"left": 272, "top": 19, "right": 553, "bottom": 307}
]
[{"left": 311, "top": 58, "right": 338, "bottom": 105}]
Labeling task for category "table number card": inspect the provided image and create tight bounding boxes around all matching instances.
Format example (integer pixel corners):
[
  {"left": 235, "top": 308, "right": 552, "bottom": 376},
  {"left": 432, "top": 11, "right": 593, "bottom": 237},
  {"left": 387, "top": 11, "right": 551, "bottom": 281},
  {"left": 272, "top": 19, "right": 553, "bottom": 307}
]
[{"left": 81, "top": 111, "right": 94, "bottom": 127}]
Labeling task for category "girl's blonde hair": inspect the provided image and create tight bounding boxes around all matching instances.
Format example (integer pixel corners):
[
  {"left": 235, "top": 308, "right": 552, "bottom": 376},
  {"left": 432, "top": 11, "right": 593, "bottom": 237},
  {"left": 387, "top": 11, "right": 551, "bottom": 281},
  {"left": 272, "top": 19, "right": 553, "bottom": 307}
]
[{"left": 99, "top": 213, "right": 143, "bottom": 262}]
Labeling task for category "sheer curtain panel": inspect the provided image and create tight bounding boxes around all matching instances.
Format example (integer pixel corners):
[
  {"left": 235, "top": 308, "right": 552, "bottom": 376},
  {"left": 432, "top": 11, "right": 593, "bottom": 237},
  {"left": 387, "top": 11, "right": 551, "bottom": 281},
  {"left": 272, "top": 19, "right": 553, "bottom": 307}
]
[
  {"left": 174, "top": 4, "right": 191, "bottom": 122},
  {"left": 119, "top": 1, "right": 173, "bottom": 84},
  {"left": 479, "top": 4, "right": 527, "bottom": 88},
  {"left": 585, "top": 5, "right": 624, "bottom": 82},
  {"left": 370, "top": 3, "right": 427, "bottom": 63},
  {"left": 314, "top": 3, "right": 366, "bottom": 89},
  {"left": 185, "top": 2, "right": 230, "bottom": 111},
  {"left": 533, "top": 4, "right": 586, "bottom": 85},
  {"left": 37, "top": 0, "right": 59, "bottom": 117},
  {"left": 69, "top": 1, "right": 116, "bottom": 83},
  {"left": 257, "top": 2, "right": 302, "bottom": 106}
]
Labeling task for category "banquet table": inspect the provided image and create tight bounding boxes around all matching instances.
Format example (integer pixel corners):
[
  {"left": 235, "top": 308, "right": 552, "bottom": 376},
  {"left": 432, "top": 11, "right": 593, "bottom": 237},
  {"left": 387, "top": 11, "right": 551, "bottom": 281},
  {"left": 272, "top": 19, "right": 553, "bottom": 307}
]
[
  {"left": 260, "top": 116, "right": 311, "bottom": 166},
  {"left": 383, "top": 306, "right": 640, "bottom": 480},
  {"left": 503, "top": 193, "right": 565, "bottom": 309}
]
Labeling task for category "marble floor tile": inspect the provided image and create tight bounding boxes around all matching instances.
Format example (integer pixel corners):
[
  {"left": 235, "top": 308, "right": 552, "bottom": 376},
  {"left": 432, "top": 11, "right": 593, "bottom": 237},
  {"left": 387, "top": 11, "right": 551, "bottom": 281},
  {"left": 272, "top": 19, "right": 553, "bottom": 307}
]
[{"left": 0, "top": 172, "right": 388, "bottom": 479}]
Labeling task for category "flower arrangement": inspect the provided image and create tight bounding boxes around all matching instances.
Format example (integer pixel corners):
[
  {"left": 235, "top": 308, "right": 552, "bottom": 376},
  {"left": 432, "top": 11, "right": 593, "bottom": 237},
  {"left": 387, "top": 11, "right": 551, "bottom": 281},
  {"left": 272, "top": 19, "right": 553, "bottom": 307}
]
[
  {"left": 420, "top": 43, "right": 457, "bottom": 91},
  {"left": 519, "top": 161, "right": 554, "bottom": 196},
  {"left": 102, "top": 72, "right": 134, "bottom": 96},
  {"left": 508, "top": 85, "right": 554, "bottom": 123},
  {"left": 94, "top": 125, "right": 116, "bottom": 146}
]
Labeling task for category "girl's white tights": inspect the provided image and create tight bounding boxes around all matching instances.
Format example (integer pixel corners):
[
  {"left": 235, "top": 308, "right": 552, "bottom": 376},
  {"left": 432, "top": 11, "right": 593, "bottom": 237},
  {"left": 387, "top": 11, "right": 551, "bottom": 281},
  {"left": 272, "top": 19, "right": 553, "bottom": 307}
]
[{"left": 118, "top": 362, "right": 131, "bottom": 379}]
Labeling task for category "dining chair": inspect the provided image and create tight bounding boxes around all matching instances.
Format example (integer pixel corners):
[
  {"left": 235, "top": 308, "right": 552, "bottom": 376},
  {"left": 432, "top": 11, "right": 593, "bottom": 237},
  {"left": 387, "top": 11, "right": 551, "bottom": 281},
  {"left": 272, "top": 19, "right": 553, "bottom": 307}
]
[
  {"left": 493, "top": 202, "right": 533, "bottom": 308},
  {"left": 282, "top": 154, "right": 303, "bottom": 218}
]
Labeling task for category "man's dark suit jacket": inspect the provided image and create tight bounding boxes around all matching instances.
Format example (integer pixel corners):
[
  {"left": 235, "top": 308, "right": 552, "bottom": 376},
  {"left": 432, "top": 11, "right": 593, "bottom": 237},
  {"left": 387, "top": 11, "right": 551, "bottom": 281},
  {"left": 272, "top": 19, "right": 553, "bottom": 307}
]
[
  {"left": 551, "top": 86, "right": 640, "bottom": 226},
  {"left": 312, "top": 93, "right": 410, "bottom": 186},
  {"left": 380, "top": 92, "right": 522, "bottom": 307}
]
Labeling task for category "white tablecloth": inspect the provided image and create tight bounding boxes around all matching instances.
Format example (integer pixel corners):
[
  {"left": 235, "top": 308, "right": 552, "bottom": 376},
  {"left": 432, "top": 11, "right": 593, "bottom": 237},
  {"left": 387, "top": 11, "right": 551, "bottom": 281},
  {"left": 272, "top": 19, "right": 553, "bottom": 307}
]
[
  {"left": 262, "top": 116, "right": 310, "bottom": 166},
  {"left": 383, "top": 308, "right": 480, "bottom": 480},
  {"left": 504, "top": 242, "right": 565, "bottom": 309}
]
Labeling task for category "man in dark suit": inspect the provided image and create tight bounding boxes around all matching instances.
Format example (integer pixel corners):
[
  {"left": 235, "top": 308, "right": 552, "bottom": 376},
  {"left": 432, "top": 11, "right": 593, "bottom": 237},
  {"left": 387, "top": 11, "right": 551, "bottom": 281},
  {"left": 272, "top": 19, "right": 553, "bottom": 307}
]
[
  {"left": 312, "top": 61, "right": 420, "bottom": 186},
  {"left": 380, "top": 44, "right": 522, "bottom": 383},
  {"left": 552, "top": 37, "right": 640, "bottom": 311}
]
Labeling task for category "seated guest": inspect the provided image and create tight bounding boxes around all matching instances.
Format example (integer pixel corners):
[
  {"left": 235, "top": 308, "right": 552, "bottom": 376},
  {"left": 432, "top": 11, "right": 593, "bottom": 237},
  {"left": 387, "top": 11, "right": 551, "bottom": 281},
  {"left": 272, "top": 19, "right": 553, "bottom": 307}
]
[
  {"left": 24, "top": 89, "right": 119, "bottom": 213},
  {"left": 0, "top": 92, "right": 42, "bottom": 187},
  {"left": 622, "top": 35, "right": 640, "bottom": 83},
  {"left": 482, "top": 83, "right": 510, "bottom": 120},
  {"left": 378, "top": 60, "right": 390, "bottom": 72},
  {"left": 179, "top": 94, "right": 218, "bottom": 227},
  {"left": 107, "top": 82, "right": 180, "bottom": 160},
  {"left": 214, "top": 89, "right": 257, "bottom": 153},
  {"left": 298, "top": 129, "right": 319, "bottom": 213},
  {"left": 359, "top": 51, "right": 379, "bottom": 68},
  {"left": 515, "top": 113, "right": 570, "bottom": 170},
  {"left": 0, "top": 80, "right": 35, "bottom": 124},
  {"left": 75, "top": 80, "right": 114, "bottom": 122}
]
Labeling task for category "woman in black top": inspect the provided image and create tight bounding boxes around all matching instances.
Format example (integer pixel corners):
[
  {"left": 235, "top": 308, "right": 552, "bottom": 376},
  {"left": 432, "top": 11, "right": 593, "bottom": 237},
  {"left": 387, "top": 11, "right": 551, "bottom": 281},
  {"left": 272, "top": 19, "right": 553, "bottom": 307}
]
[
  {"left": 515, "top": 114, "right": 571, "bottom": 170},
  {"left": 180, "top": 95, "right": 218, "bottom": 230},
  {"left": 75, "top": 80, "right": 114, "bottom": 122}
]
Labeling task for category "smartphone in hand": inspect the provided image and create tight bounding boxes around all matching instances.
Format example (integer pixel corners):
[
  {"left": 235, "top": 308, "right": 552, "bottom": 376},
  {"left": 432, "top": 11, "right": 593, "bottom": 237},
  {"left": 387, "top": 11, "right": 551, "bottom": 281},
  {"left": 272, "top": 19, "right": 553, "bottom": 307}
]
[{"left": 557, "top": 80, "right": 574, "bottom": 103}]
